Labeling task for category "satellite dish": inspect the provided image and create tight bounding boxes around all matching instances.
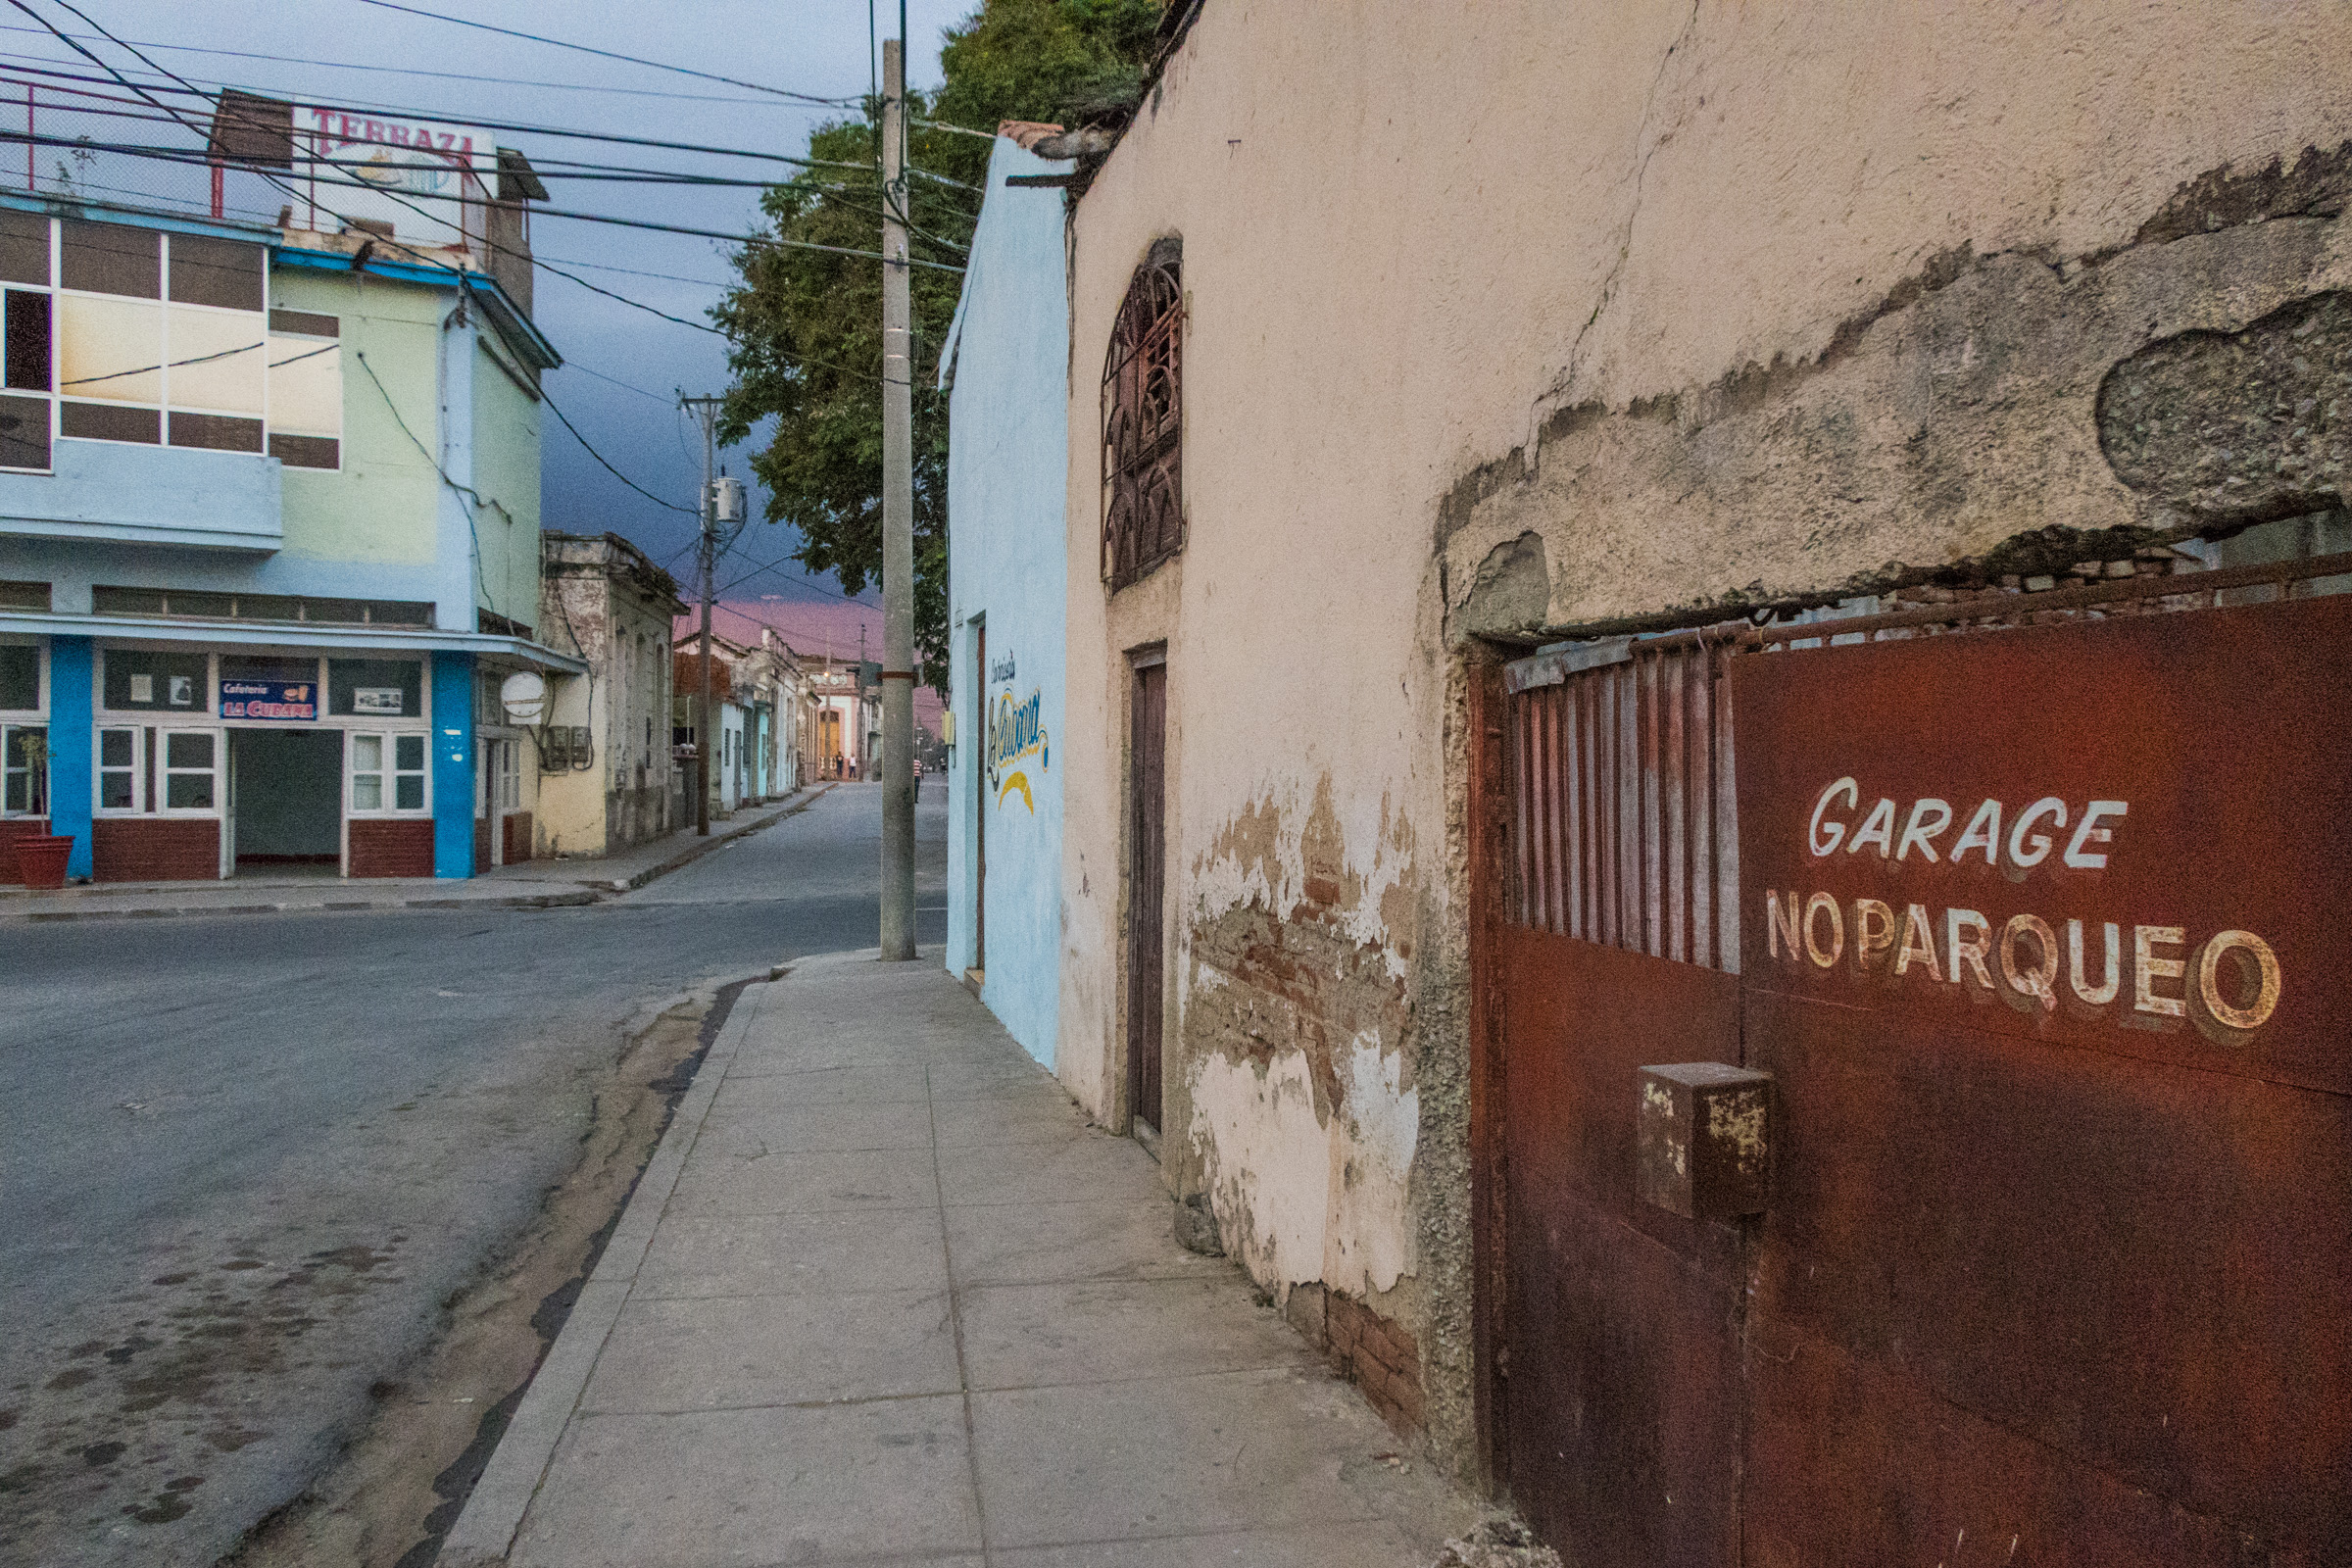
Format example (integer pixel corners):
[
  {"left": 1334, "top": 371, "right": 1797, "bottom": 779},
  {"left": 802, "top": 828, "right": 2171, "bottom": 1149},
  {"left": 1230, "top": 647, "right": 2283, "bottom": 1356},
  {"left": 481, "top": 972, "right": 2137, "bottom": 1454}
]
[{"left": 500, "top": 669, "right": 548, "bottom": 724}]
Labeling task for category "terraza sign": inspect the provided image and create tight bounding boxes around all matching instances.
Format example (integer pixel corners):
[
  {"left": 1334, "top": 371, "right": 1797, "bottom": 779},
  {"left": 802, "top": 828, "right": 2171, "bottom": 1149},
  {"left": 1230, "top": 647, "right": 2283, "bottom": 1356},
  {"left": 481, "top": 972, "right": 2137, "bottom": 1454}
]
[
  {"left": 1768, "top": 779, "right": 2279, "bottom": 1035},
  {"left": 1731, "top": 593, "right": 2350, "bottom": 1092}
]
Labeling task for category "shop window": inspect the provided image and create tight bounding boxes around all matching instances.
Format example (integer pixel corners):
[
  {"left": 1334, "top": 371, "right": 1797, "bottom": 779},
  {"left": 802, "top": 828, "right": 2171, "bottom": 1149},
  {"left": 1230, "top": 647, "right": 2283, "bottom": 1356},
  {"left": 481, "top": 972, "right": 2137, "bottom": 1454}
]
[
  {"left": 267, "top": 313, "right": 339, "bottom": 470},
  {"left": 103, "top": 649, "right": 206, "bottom": 711},
  {"left": 352, "top": 732, "right": 426, "bottom": 812},
  {"left": 0, "top": 208, "right": 49, "bottom": 286},
  {"left": 0, "top": 393, "right": 48, "bottom": 469},
  {"left": 0, "top": 643, "right": 36, "bottom": 710},
  {"left": 98, "top": 725, "right": 138, "bottom": 809},
  {"left": 163, "top": 304, "right": 264, "bottom": 417},
  {"left": 3, "top": 723, "right": 46, "bottom": 814},
  {"left": 168, "top": 412, "right": 265, "bottom": 453},
  {"left": 330, "top": 659, "right": 421, "bottom": 717},
  {"left": 58, "top": 294, "right": 164, "bottom": 405},
  {"left": 62, "top": 221, "right": 159, "bottom": 298},
  {"left": 62, "top": 401, "right": 159, "bottom": 444},
  {"left": 167, "top": 235, "right": 264, "bottom": 313},
  {"left": 6, "top": 290, "right": 51, "bottom": 390},
  {"left": 163, "top": 730, "right": 217, "bottom": 808}
]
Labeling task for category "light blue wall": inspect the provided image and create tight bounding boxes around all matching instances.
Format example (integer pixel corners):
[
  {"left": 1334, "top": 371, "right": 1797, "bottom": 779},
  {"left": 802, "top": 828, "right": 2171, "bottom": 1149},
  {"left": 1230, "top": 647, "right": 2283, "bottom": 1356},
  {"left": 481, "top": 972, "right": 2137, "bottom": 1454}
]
[
  {"left": 47, "top": 636, "right": 91, "bottom": 879},
  {"left": 944, "top": 136, "right": 1073, "bottom": 1070},
  {"left": 431, "top": 651, "right": 474, "bottom": 877},
  {"left": 0, "top": 441, "right": 282, "bottom": 552}
]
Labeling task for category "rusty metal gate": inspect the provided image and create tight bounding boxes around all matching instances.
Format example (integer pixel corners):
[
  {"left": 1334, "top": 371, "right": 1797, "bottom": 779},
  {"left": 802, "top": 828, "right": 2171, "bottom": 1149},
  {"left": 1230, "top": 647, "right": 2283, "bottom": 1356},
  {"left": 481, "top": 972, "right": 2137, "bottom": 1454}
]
[{"left": 1470, "top": 553, "right": 2352, "bottom": 1567}]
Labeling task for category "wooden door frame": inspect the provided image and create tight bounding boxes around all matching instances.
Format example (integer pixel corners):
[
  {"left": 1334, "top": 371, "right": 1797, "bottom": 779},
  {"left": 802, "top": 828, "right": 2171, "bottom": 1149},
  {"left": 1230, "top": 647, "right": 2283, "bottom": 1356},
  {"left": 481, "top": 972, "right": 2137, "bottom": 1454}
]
[
  {"left": 1124, "top": 643, "right": 1168, "bottom": 1138},
  {"left": 1464, "top": 656, "right": 1508, "bottom": 1491}
]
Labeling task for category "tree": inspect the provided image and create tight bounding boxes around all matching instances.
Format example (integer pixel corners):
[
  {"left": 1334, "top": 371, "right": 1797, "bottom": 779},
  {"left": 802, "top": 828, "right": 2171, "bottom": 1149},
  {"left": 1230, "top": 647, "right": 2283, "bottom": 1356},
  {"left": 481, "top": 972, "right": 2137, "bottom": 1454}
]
[{"left": 712, "top": 0, "right": 1161, "bottom": 688}]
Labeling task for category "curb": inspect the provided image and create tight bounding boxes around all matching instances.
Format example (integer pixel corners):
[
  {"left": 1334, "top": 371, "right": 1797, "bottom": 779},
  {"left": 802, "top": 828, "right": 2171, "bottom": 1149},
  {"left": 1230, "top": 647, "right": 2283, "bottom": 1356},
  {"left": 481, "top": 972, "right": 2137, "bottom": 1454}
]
[
  {"left": 432, "top": 973, "right": 772, "bottom": 1568},
  {"left": 594, "top": 783, "right": 836, "bottom": 894},
  {"left": 2, "top": 785, "right": 836, "bottom": 924},
  {"left": 15, "top": 890, "right": 604, "bottom": 923}
]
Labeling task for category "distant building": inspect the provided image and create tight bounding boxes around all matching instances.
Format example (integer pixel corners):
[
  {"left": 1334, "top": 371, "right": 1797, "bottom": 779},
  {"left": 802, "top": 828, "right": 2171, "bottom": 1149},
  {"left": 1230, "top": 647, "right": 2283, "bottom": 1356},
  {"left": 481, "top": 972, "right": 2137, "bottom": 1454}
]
[
  {"left": 802, "top": 661, "right": 879, "bottom": 781},
  {"left": 0, "top": 150, "right": 582, "bottom": 884},
  {"left": 538, "top": 531, "right": 684, "bottom": 856}
]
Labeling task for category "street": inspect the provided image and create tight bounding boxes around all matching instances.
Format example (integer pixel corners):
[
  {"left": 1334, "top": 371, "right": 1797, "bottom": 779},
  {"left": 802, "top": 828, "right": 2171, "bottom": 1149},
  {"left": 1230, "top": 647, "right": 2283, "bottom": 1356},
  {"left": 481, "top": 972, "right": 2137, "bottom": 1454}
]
[{"left": 0, "top": 783, "right": 944, "bottom": 1568}]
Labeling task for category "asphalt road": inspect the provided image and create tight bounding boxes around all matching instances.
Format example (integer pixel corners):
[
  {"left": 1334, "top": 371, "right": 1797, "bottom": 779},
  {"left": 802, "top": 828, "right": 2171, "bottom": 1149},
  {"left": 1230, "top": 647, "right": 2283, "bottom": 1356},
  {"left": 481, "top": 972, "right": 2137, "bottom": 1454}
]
[{"left": 0, "top": 782, "right": 946, "bottom": 1567}]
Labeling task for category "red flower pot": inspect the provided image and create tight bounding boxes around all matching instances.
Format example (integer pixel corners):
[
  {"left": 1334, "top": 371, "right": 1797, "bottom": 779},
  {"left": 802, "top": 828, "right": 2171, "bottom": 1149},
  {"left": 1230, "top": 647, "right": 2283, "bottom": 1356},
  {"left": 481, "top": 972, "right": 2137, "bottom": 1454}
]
[
  {"left": 1, "top": 817, "right": 45, "bottom": 884},
  {"left": 17, "top": 833, "right": 73, "bottom": 891}
]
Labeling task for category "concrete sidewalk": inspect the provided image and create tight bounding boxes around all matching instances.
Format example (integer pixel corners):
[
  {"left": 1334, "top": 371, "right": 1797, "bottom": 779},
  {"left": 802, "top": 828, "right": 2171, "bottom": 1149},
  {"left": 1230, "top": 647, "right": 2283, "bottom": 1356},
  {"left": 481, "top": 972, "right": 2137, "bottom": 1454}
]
[
  {"left": 438, "top": 951, "right": 1483, "bottom": 1568},
  {"left": 0, "top": 786, "right": 829, "bottom": 922}
]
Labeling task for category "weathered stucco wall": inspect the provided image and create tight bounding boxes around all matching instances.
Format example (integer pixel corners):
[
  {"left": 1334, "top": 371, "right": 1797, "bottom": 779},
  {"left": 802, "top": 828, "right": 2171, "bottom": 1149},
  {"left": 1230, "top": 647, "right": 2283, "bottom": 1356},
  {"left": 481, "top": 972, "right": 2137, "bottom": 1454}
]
[{"left": 1057, "top": 0, "right": 2352, "bottom": 1472}]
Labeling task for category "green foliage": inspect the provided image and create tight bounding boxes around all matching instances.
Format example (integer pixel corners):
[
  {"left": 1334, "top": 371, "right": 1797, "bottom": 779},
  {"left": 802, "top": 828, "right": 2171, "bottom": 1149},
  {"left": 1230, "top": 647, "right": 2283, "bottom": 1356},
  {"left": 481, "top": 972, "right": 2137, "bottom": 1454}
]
[{"left": 713, "top": 0, "right": 1161, "bottom": 687}]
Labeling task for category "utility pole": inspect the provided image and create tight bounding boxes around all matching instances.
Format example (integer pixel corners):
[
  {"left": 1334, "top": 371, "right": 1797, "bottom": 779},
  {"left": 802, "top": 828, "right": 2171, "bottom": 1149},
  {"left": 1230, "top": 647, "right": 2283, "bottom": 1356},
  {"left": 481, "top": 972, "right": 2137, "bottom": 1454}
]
[
  {"left": 878, "top": 35, "right": 915, "bottom": 960},
  {"left": 683, "top": 395, "right": 722, "bottom": 837}
]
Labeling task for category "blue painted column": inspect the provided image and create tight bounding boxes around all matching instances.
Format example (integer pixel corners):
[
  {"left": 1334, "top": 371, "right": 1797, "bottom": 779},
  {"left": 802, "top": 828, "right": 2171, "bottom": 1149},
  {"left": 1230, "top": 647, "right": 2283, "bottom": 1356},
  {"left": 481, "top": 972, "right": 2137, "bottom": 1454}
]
[
  {"left": 431, "top": 651, "right": 475, "bottom": 878},
  {"left": 46, "top": 636, "right": 93, "bottom": 880}
]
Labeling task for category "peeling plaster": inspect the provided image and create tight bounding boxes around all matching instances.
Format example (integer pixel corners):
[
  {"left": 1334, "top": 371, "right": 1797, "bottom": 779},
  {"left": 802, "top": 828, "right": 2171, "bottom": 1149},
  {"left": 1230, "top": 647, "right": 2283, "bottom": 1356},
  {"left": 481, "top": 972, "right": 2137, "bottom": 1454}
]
[
  {"left": 1188, "top": 1033, "right": 1418, "bottom": 1299},
  {"left": 1181, "top": 773, "right": 1424, "bottom": 1303}
]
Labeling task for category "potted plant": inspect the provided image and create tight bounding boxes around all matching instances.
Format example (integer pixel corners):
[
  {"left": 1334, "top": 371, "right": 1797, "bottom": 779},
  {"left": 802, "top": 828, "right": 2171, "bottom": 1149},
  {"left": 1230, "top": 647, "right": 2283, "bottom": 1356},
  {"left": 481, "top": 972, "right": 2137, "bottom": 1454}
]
[{"left": 16, "top": 829, "right": 72, "bottom": 891}]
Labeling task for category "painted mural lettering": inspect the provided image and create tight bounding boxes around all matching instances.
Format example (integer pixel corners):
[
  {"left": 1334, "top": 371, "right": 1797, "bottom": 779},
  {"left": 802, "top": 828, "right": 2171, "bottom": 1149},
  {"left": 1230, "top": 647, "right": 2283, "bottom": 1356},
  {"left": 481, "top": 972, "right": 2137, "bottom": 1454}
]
[
  {"left": 985, "top": 686, "right": 1049, "bottom": 813},
  {"left": 1771, "top": 775, "right": 2282, "bottom": 1037}
]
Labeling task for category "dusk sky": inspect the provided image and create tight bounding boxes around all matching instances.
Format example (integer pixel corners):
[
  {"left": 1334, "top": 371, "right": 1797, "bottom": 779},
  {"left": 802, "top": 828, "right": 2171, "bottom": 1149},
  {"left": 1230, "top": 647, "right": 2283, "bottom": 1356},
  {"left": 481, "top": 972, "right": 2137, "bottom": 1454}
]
[{"left": 10, "top": 0, "right": 972, "bottom": 694}]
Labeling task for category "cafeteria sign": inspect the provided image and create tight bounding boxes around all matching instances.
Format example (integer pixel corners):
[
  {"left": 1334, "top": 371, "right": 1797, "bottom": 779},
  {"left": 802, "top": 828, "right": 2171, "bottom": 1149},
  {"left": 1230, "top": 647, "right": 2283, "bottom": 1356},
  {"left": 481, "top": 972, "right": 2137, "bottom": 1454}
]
[{"left": 220, "top": 680, "right": 317, "bottom": 720}]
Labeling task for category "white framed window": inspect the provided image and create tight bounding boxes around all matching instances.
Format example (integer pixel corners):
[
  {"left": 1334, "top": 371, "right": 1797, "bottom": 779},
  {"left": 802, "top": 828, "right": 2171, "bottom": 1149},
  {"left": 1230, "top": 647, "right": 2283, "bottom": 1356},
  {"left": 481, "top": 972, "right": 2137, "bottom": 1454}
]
[
  {"left": 97, "top": 725, "right": 141, "bottom": 811},
  {"left": 496, "top": 735, "right": 519, "bottom": 810},
  {"left": 160, "top": 728, "right": 219, "bottom": 811},
  {"left": 351, "top": 731, "right": 428, "bottom": 813},
  {"left": 3, "top": 722, "right": 47, "bottom": 814}
]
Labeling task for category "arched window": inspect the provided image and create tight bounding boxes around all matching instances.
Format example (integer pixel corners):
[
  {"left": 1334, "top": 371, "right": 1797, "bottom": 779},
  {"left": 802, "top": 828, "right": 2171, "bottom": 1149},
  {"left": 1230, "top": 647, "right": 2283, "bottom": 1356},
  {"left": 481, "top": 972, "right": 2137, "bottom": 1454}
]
[{"left": 1102, "top": 238, "right": 1183, "bottom": 589}]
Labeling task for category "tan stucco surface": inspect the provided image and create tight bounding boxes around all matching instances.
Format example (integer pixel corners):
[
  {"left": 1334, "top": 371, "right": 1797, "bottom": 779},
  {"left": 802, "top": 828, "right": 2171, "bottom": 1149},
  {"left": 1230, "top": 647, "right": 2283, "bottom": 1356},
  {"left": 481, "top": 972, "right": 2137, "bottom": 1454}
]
[{"left": 1054, "top": 0, "right": 2352, "bottom": 1469}]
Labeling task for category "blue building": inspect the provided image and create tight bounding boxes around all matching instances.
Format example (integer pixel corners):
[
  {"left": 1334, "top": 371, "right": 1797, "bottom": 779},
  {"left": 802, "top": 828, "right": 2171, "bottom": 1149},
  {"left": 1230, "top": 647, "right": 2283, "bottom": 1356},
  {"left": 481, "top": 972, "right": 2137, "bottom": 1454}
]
[
  {"left": 0, "top": 173, "right": 584, "bottom": 884},
  {"left": 940, "top": 127, "right": 1075, "bottom": 1067}
]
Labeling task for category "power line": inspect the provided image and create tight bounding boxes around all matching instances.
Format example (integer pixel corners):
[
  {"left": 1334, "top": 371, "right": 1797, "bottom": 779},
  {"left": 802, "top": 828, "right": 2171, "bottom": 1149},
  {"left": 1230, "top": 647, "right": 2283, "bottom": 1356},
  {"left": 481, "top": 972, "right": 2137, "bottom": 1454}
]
[
  {"left": 0, "top": 56, "right": 871, "bottom": 169},
  {"left": 536, "top": 372, "right": 697, "bottom": 515},
  {"left": 353, "top": 347, "right": 504, "bottom": 616},
  {"left": 0, "top": 127, "right": 801, "bottom": 187},
  {"left": 563, "top": 362, "right": 672, "bottom": 404},
  {"left": 349, "top": 0, "right": 852, "bottom": 107},
  {"left": 715, "top": 552, "right": 871, "bottom": 604},
  {"left": 0, "top": 23, "right": 846, "bottom": 106},
  {"left": 533, "top": 253, "right": 734, "bottom": 290},
  {"left": 0, "top": 115, "right": 965, "bottom": 272},
  {"left": 19, "top": 4, "right": 705, "bottom": 537}
]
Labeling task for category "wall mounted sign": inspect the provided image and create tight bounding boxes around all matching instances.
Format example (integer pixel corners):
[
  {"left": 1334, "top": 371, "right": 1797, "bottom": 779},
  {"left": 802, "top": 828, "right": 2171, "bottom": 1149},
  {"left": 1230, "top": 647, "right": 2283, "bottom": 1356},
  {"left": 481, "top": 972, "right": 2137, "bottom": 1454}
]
[
  {"left": 985, "top": 677, "right": 1049, "bottom": 814},
  {"left": 1734, "top": 592, "right": 2351, "bottom": 1093},
  {"left": 353, "top": 687, "right": 406, "bottom": 715},
  {"left": 220, "top": 679, "right": 318, "bottom": 720}
]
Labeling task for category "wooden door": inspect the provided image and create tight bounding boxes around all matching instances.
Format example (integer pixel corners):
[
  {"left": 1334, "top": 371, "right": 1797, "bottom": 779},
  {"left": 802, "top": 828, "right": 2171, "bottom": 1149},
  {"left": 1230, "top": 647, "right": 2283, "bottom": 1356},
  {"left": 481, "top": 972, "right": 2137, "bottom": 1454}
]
[{"left": 1126, "top": 659, "right": 1167, "bottom": 1134}]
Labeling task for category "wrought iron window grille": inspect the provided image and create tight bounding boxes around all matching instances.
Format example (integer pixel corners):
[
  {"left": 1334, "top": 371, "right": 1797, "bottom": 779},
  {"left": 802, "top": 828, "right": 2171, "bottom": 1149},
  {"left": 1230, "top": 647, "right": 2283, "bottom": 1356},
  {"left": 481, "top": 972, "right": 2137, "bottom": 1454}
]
[{"left": 1101, "top": 242, "right": 1183, "bottom": 590}]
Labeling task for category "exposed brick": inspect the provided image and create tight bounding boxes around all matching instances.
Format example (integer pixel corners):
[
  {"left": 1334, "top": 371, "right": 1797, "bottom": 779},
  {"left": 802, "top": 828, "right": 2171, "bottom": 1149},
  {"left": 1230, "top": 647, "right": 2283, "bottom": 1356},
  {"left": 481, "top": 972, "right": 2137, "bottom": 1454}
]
[
  {"left": 92, "top": 818, "right": 218, "bottom": 881},
  {"left": 349, "top": 819, "right": 433, "bottom": 879},
  {"left": 1283, "top": 1282, "right": 1328, "bottom": 1351},
  {"left": 502, "top": 809, "right": 534, "bottom": 865},
  {"left": 1323, "top": 1292, "right": 1425, "bottom": 1438}
]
